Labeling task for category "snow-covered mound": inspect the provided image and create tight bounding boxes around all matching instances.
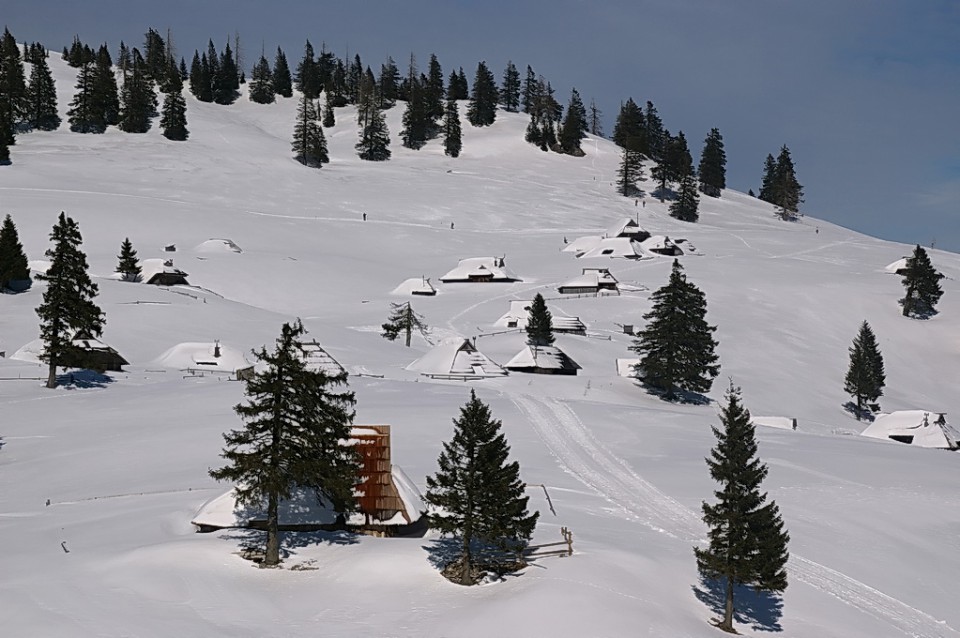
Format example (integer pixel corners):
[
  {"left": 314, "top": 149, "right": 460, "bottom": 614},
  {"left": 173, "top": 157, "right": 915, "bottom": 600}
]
[
  {"left": 153, "top": 342, "right": 251, "bottom": 372},
  {"left": 195, "top": 238, "right": 243, "bottom": 254}
]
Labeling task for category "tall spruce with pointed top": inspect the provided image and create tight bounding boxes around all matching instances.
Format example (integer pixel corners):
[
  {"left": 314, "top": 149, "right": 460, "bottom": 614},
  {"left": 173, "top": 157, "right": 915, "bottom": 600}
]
[
  {"left": 525, "top": 293, "right": 555, "bottom": 347},
  {"left": 36, "top": 212, "right": 104, "bottom": 388},
  {"left": 443, "top": 98, "right": 462, "bottom": 158},
  {"left": 159, "top": 69, "right": 188, "bottom": 141},
  {"left": 670, "top": 169, "right": 700, "bottom": 222},
  {"left": 612, "top": 97, "right": 645, "bottom": 154},
  {"left": 630, "top": 260, "right": 718, "bottom": 401},
  {"left": 68, "top": 61, "right": 106, "bottom": 133},
  {"left": 0, "top": 28, "right": 28, "bottom": 144},
  {"left": 292, "top": 93, "right": 327, "bottom": 167},
  {"left": 401, "top": 77, "right": 430, "bottom": 150},
  {"left": 500, "top": 61, "right": 521, "bottom": 112},
  {"left": 698, "top": 128, "right": 726, "bottom": 197},
  {"left": 27, "top": 49, "right": 60, "bottom": 130},
  {"left": 769, "top": 145, "right": 803, "bottom": 220},
  {"left": 695, "top": 383, "right": 790, "bottom": 633},
  {"left": 466, "top": 61, "right": 498, "bottom": 127},
  {"left": 844, "top": 321, "right": 885, "bottom": 418},
  {"left": 0, "top": 214, "right": 31, "bottom": 291},
  {"left": 210, "top": 320, "right": 359, "bottom": 567},
  {"left": 118, "top": 52, "right": 154, "bottom": 133},
  {"left": 356, "top": 93, "right": 391, "bottom": 161},
  {"left": 381, "top": 301, "right": 428, "bottom": 347},
  {"left": 115, "top": 237, "right": 142, "bottom": 282},
  {"left": 425, "top": 390, "right": 539, "bottom": 585},
  {"left": 272, "top": 47, "right": 292, "bottom": 98},
  {"left": 248, "top": 54, "right": 275, "bottom": 104},
  {"left": 616, "top": 146, "right": 644, "bottom": 197},
  {"left": 558, "top": 88, "right": 587, "bottom": 156},
  {"left": 900, "top": 244, "right": 944, "bottom": 318}
]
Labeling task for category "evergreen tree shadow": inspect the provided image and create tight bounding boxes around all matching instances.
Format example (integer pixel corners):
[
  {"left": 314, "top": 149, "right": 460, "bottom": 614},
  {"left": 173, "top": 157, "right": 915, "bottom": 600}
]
[
  {"left": 899, "top": 302, "right": 938, "bottom": 320},
  {"left": 636, "top": 381, "right": 712, "bottom": 406},
  {"left": 0, "top": 436, "right": 5, "bottom": 451},
  {"left": 423, "top": 535, "right": 462, "bottom": 571},
  {"left": 692, "top": 576, "right": 784, "bottom": 632},
  {"left": 842, "top": 401, "right": 875, "bottom": 422},
  {"left": 651, "top": 186, "right": 677, "bottom": 201},
  {"left": 218, "top": 527, "right": 359, "bottom": 564},
  {"left": 0, "top": 158, "right": 11, "bottom": 167},
  {"left": 58, "top": 370, "right": 116, "bottom": 389}
]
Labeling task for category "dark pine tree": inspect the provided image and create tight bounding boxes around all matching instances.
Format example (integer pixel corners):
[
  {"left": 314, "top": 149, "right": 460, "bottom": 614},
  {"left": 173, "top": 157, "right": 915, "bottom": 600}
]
[
  {"left": 67, "top": 62, "right": 106, "bottom": 133},
  {"left": 425, "top": 390, "right": 539, "bottom": 585},
  {"left": 521, "top": 65, "right": 537, "bottom": 114},
  {"left": 189, "top": 51, "right": 203, "bottom": 98},
  {"left": 272, "top": 47, "right": 293, "bottom": 98},
  {"left": 346, "top": 54, "right": 363, "bottom": 105},
  {"left": 93, "top": 45, "right": 121, "bottom": 126},
  {"left": 0, "top": 28, "right": 28, "bottom": 142},
  {"left": 322, "top": 96, "right": 335, "bottom": 128},
  {"left": 443, "top": 98, "right": 463, "bottom": 158},
  {"left": 558, "top": 88, "right": 587, "bottom": 156},
  {"left": 381, "top": 301, "right": 429, "bottom": 347},
  {"left": 447, "top": 67, "right": 469, "bottom": 101},
  {"left": 356, "top": 87, "right": 391, "bottom": 161},
  {"left": 142, "top": 28, "right": 167, "bottom": 83},
  {"left": 159, "top": 71, "right": 189, "bottom": 141},
  {"left": 466, "top": 61, "right": 498, "bottom": 127},
  {"left": 116, "top": 41, "right": 131, "bottom": 76},
  {"left": 27, "top": 50, "right": 60, "bottom": 130},
  {"left": 844, "top": 321, "right": 885, "bottom": 418},
  {"left": 115, "top": 237, "right": 142, "bottom": 282},
  {"left": 630, "top": 259, "right": 719, "bottom": 401},
  {"left": 500, "top": 61, "right": 521, "bottom": 112},
  {"left": 670, "top": 170, "right": 700, "bottom": 222},
  {"left": 379, "top": 57, "right": 401, "bottom": 109},
  {"left": 758, "top": 153, "right": 776, "bottom": 203},
  {"left": 588, "top": 98, "right": 603, "bottom": 137},
  {"left": 118, "top": 52, "right": 154, "bottom": 133},
  {"left": 617, "top": 147, "right": 645, "bottom": 197},
  {"left": 248, "top": 55, "right": 275, "bottom": 104},
  {"left": 401, "top": 77, "right": 430, "bottom": 150},
  {"left": 209, "top": 320, "right": 359, "bottom": 567},
  {"left": 900, "top": 244, "right": 944, "bottom": 318},
  {"left": 0, "top": 134, "right": 9, "bottom": 164},
  {"left": 770, "top": 145, "right": 803, "bottom": 220},
  {"left": 644, "top": 100, "right": 666, "bottom": 161},
  {"left": 0, "top": 214, "right": 31, "bottom": 291},
  {"left": 695, "top": 383, "right": 790, "bottom": 633},
  {"left": 214, "top": 41, "right": 239, "bottom": 105},
  {"left": 291, "top": 94, "right": 328, "bottom": 167},
  {"left": 35, "top": 212, "right": 105, "bottom": 388},
  {"left": 698, "top": 128, "right": 726, "bottom": 197},
  {"left": 424, "top": 54, "right": 445, "bottom": 125},
  {"left": 525, "top": 293, "right": 555, "bottom": 346},
  {"left": 612, "top": 97, "right": 646, "bottom": 154}
]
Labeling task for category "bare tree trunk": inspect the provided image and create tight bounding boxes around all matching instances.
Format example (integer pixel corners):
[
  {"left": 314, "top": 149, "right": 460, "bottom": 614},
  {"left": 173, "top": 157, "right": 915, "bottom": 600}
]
[
  {"left": 264, "top": 490, "right": 280, "bottom": 566},
  {"left": 718, "top": 576, "right": 735, "bottom": 633},
  {"left": 46, "top": 361, "right": 57, "bottom": 388},
  {"left": 460, "top": 531, "right": 472, "bottom": 585}
]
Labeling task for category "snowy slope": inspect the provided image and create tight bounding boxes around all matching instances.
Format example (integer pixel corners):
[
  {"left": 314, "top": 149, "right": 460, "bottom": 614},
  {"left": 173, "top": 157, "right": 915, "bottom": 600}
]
[{"left": 1, "top": 54, "right": 959, "bottom": 638}]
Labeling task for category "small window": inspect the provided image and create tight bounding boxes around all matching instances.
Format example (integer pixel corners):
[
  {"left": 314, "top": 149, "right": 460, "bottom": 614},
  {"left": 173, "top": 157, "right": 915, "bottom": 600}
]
[
  {"left": 889, "top": 435, "right": 914, "bottom": 445},
  {"left": 602, "top": 249, "right": 613, "bottom": 255},
  {"left": 507, "top": 320, "right": 517, "bottom": 328}
]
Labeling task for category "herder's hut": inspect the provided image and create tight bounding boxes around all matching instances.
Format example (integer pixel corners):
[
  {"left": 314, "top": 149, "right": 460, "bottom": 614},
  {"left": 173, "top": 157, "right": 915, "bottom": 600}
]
[
  {"left": 504, "top": 345, "right": 580, "bottom": 375},
  {"left": 860, "top": 411, "right": 958, "bottom": 449},
  {"left": 494, "top": 301, "right": 586, "bottom": 334},
  {"left": 558, "top": 268, "right": 620, "bottom": 295},
  {"left": 141, "top": 258, "right": 189, "bottom": 286},
  {"left": 406, "top": 339, "right": 507, "bottom": 379},
  {"left": 641, "top": 235, "right": 683, "bottom": 256},
  {"left": 439, "top": 257, "right": 520, "bottom": 283},
  {"left": 605, "top": 218, "right": 651, "bottom": 242}
]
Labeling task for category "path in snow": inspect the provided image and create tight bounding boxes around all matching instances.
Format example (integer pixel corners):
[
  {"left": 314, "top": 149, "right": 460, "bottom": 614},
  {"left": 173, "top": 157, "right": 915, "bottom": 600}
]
[{"left": 510, "top": 393, "right": 959, "bottom": 638}]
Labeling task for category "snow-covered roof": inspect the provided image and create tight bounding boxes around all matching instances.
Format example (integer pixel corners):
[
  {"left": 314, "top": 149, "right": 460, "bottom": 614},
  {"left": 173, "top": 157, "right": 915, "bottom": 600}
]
[
  {"left": 504, "top": 345, "right": 580, "bottom": 371},
  {"left": 141, "top": 258, "right": 189, "bottom": 284},
  {"left": 439, "top": 257, "right": 520, "bottom": 282},
  {"left": 577, "top": 238, "right": 650, "bottom": 260},
  {"left": 751, "top": 416, "right": 797, "bottom": 430},
  {"left": 493, "top": 301, "right": 585, "bottom": 332},
  {"left": 195, "top": 238, "right": 243, "bottom": 254},
  {"left": 391, "top": 277, "right": 437, "bottom": 296},
  {"left": 298, "top": 340, "right": 346, "bottom": 376},
  {"left": 11, "top": 336, "right": 125, "bottom": 365},
  {"left": 616, "top": 358, "right": 641, "bottom": 378},
  {"left": 153, "top": 342, "right": 251, "bottom": 372},
  {"left": 640, "top": 235, "right": 681, "bottom": 254},
  {"left": 860, "top": 411, "right": 958, "bottom": 449},
  {"left": 558, "top": 270, "right": 619, "bottom": 292},
  {"left": 884, "top": 257, "right": 909, "bottom": 274},
  {"left": 406, "top": 339, "right": 507, "bottom": 378},
  {"left": 605, "top": 217, "right": 647, "bottom": 239},
  {"left": 563, "top": 235, "right": 603, "bottom": 254}
]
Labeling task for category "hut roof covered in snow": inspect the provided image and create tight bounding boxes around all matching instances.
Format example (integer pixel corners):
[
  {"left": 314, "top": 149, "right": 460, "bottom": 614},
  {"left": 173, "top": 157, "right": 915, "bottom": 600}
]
[
  {"left": 298, "top": 340, "right": 346, "bottom": 376},
  {"left": 153, "top": 342, "right": 251, "bottom": 373},
  {"left": 605, "top": 218, "right": 650, "bottom": 240},
  {"left": 493, "top": 300, "right": 586, "bottom": 333},
  {"left": 558, "top": 268, "right": 620, "bottom": 294},
  {"left": 563, "top": 235, "right": 602, "bottom": 255},
  {"left": 391, "top": 277, "right": 437, "bottom": 296},
  {"left": 884, "top": 258, "right": 909, "bottom": 275},
  {"left": 141, "top": 258, "right": 189, "bottom": 286},
  {"left": 504, "top": 345, "right": 580, "bottom": 375},
  {"left": 439, "top": 257, "right": 520, "bottom": 282},
  {"left": 406, "top": 339, "right": 507, "bottom": 379},
  {"left": 576, "top": 237, "right": 650, "bottom": 260},
  {"left": 640, "top": 235, "right": 683, "bottom": 256},
  {"left": 12, "top": 335, "right": 128, "bottom": 372},
  {"left": 860, "top": 410, "right": 958, "bottom": 449}
]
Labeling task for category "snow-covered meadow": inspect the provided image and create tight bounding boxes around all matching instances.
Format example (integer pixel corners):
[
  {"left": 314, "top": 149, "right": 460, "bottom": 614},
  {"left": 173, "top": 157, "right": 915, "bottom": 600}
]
[{"left": 1, "top": 55, "right": 959, "bottom": 637}]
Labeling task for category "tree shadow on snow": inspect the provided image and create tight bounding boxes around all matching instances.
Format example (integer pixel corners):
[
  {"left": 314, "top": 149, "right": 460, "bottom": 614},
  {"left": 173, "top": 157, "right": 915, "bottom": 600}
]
[
  {"left": 692, "top": 575, "right": 784, "bottom": 632},
  {"left": 635, "top": 381, "right": 712, "bottom": 406},
  {"left": 651, "top": 186, "right": 677, "bottom": 202},
  {"left": 218, "top": 527, "right": 359, "bottom": 564},
  {"left": 842, "top": 401, "right": 875, "bottom": 423},
  {"left": 58, "top": 370, "right": 116, "bottom": 389}
]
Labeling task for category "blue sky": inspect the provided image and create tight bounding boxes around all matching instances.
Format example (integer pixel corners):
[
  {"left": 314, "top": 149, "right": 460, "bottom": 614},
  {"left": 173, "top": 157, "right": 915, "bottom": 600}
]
[{"left": 5, "top": 0, "right": 959, "bottom": 251}]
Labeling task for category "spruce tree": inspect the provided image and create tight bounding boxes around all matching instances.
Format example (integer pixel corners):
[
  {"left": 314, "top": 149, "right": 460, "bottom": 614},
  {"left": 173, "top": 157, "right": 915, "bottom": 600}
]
[
  {"left": 0, "top": 28, "right": 28, "bottom": 143},
  {"left": 500, "top": 61, "right": 521, "bottom": 112},
  {"left": 115, "top": 237, "right": 142, "bottom": 282},
  {"left": 248, "top": 55, "right": 275, "bottom": 104},
  {"left": 292, "top": 94, "right": 327, "bottom": 167},
  {"left": 35, "top": 212, "right": 104, "bottom": 388},
  {"left": 142, "top": 28, "right": 167, "bottom": 83},
  {"left": 447, "top": 67, "right": 469, "bottom": 101},
  {"left": 466, "top": 61, "right": 498, "bottom": 127},
  {"left": 424, "top": 54, "right": 445, "bottom": 125},
  {"left": 322, "top": 97, "right": 335, "bottom": 128},
  {"left": 644, "top": 101, "right": 666, "bottom": 161},
  {"left": 26, "top": 49, "right": 60, "bottom": 130},
  {"left": 0, "top": 134, "right": 9, "bottom": 164},
  {"left": 378, "top": 57, "right": 401, "bottom": 109},
  {"left": 521, "top": 65, "right": 537, "bottom": 114},
  {"left": 844, "top": 321, "right": 885, "bottom": 418},
  {"left": 93, "top": 45, "right": 121, "bottom": 126},
  {"left": 356, "top": 90, "right": 391, "bottom": 161},
  {"left": 210, "top": 320, "right": 359, "bottom": 567},
  {"left": 587, "top": 99, "right": 603, "bottom": 137},
  {"left": 401, "top": 77, "right": 430, "bottom": 150},
  {"left": 118, "top": 52, "right": 153, "bottom": 133},
  {"left": 617, "top": 147, "right": 644, "bottom": 197},
  {"left": 425, "top": 390, "right": 539, "bottom": 585},
  {"left": 443, "top": 98, "right": 462, "bottom": 158},
  {"left": 630, "top": 260, "right": 719, "bottom": 401},
  {"left": 214, "top": 41, "right": 239, "bottom": 105},
  {"left": 612, "top": 97, "right": 645, "bottom": 153},
  {"left": 525, "top": 293, "right": 555, "bottom": 346},
  {"left": 558, "top": 88, "right": 587, "bottom": 156},
  {"left": 769, "top": 145, "right": 803, "bottom": 220},
  {"left": 381, "top": 301, "right": 428, "bottom": 347},
  {"left": 160, "top": 69, "right": 188, "bottom": 141},
  {"left": 900, "top": 244, "right": 944, "bottom": 318},
  {"left": 698, "top": 128, "right": 726, "bottom": 197},
  {"left": 272, "top": 47, "right": 292, "bottom": 98},
  {"left": 695, "top": 383, "right": 790, "bottom": 633},
  {"left": 670, "top": 171, "right": 701, "bottom": 222},
  {"left": 67, "top": 62, "right": 106, "bottom": 133},
  {"left": 0, "top": 214, "right": 31, "bottom": 291}
]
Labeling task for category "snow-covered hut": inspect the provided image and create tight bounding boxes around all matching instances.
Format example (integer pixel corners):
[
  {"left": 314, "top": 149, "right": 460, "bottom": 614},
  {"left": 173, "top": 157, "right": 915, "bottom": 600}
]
[
  {"left": 860, "top": 411, "right": 958, "bottom": 449},
  {"left": 12, "top": 334, "right": 128, "bottom": 372},
  {"left": 493, "top": 300, "right": 586, "bottom": 334},
  {"left": 406, "top": 339, "right": 507, "bottom": 379},
  {"left": 563, "top": 235, "right": 602, "bottom": 256},
  {"left": 504, "top": 345, "right": 580, "bottom": 375},
  {"left": 605, "top": 218, "right": 651, "bottom": 241},
  {"left": 751, "top": 416, "right": 797, "bottom": 431},
  {"left": 641, "top": 235, "right": 683, "bottom": 256},
  {"left": 298, "top": 340, "right": 346, "bottom": 376},
  {"left": 391, "top": 276, "right": 437, "bottom": 296},
  {"left": 558, "top": 268, "right": 620, "bottom": 295},
  {"left": 884, "top": 258, "right": 909, "bottom": 275},
  {"left": 577, "top": 238, "right": 649, "bottom": 260},
  {"left": 195, "top": 238, "right": 242, "bottom": 254},
  {"left": 616, "top": 358, "right": 641, "bottom": 378},
  {"left": 154, "top": 341, "right": 251, "bottom": 377},
  {"left": 439, "top": 257, "right": 520, "bottom": 283},
  {"left": 141, "top": 258, "right": 189, "bottom": 286},
  {"left": 192, "top": 425, "right": 426, "bottom": 537}
]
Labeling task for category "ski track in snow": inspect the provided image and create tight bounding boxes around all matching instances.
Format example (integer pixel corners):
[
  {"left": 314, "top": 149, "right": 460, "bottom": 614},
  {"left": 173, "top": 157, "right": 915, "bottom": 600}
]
[{"left": 510, "top": 393, "right": 959, "bottom": 638}]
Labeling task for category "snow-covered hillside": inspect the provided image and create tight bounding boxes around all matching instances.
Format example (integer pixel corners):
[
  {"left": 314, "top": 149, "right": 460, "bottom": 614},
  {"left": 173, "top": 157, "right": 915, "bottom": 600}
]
[{"left": 1, "top": 55, "right": 959, "bottom": 638}]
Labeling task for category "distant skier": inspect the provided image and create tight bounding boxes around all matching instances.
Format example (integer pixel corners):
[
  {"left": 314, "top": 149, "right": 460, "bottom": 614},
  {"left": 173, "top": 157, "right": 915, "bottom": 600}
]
[
  {"left": 362, "top": 213, "right": 367, "bottom": 221},
  {"left": 450, "top": 222, "right": 455, "bottom": 230}
]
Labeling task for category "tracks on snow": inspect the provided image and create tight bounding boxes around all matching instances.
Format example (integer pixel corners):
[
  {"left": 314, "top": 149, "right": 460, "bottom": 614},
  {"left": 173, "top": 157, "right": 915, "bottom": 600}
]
[{"left": 510, "top": 393, "right": 958, "bottom": 638}]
